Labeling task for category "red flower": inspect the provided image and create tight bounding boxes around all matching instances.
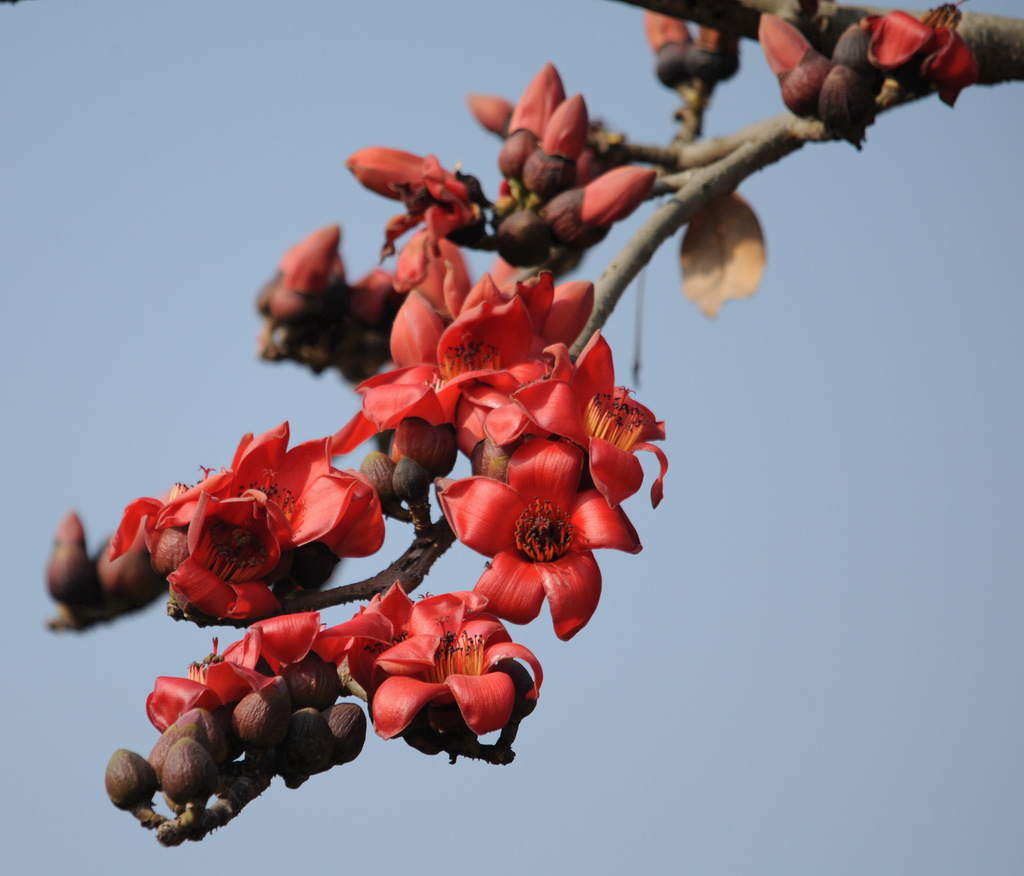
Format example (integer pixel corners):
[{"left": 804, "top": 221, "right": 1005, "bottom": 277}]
[
  {"left": 864, "top": 8, "right": 978, "bottom": 106},
  {"left": 366, "top": 589, "right": 542, "bottom": 739},
  {"left": 438, "top": 438, "right": 641, "bottom": 640},
  {"left": 499, "top": 332, "right": 668, "bottom": 509}
]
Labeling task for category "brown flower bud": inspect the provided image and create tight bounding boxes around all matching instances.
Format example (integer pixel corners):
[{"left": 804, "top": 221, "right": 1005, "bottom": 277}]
[
  {"left": 818, "top": 64, "right": 876, "bottom": 148},
  {"left": 288, "top": 541, "right": 339, "bottom": 590},
  {"left": 470, "top": 437, "right": 511, "bottom": 482},
  {"left": 105, "top": 749, "right": 158, "bottom": 810},
  {"left": 161, "top": 737, "right": 219, "bottom": 813},
  {"left": 779, "top": 50, "right": 834, "bottom": 117},
  {"left": 231, "top": 678, "right": 291, "bottom": 748},
  {"left": 147, "top": 709, "right": 227, "bottom": 782},
  {"left": 281, "top": 653, "right": 342, "bottom": 711},
  {"left": 390, "top": 417, "right": 458, "bottom": 478},
  {"left": 359, "top": 450, "right": 403, "bottom": 517},
  {"left": 655, "top": 42, "right": 693, "bottom": 88},
  {"left": 96, "top": 537, "right": 166, "bottom": 609},
  {"left": 47, "top": 511, "right": 102, "bottom": 606},
  {"left": 392, "top": 456, "right": 432, "bottom": 506},
  {"left": 322, "top": 703, "right": 367, "bottom": 766},
  {"left": 498, "top": 128, "right": 539, "bottom": 179},
  {"left": 277, "top": 708, "right": 335, "bottom": 785},
  {"left": 831, "top": 22, "right": 879, "bottom": 86},
  {"left": 522, "top": 150, "right": 577, "bottom": 200},
  {"left": 541, "top": 188, "right": 608, "bottom": 250},
  {"left": 495, "top": 209, "right": 553, "bottom": 268}
]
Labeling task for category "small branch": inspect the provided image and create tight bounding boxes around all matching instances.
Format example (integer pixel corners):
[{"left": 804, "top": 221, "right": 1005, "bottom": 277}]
[
  {"left": 572, "top": 112, "right": 824, "bottom": 355},
  {"left": 167, "top": 516, "right": 457, "bottom": 628}
]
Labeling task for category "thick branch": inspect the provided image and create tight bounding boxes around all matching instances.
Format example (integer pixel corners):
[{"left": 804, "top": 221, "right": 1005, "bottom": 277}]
[
  {"left": 608, "top": 1, "right": 1024, "bottom": 85},
  {"left": 572, "top": 113, "right": 823, "bottom": 354}
]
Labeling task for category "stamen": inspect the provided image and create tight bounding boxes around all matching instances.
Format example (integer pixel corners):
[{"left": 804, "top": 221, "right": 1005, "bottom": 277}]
[
  {"left": 198, "top": 520, "right": 269, "bottom": 581},
  {"left": 583, "top": 388, "right": 648, "bottom": 451},
  {"left": 438, "top": 341, "right": 500, "bottom": 381},
  {"left": 514, "top": 498, "right": 574, "bottom": 563},
  {"left": 423, "top": 630, "right": 486, "bottom": 683}
]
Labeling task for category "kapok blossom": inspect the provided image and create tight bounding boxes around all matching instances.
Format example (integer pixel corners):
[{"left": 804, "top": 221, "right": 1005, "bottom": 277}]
[
  {"left": 360, "top": 588, "right": 542, "bottom": 739},
  {"left": 437, "top": 438, "right": 641, "bottom": 640}
]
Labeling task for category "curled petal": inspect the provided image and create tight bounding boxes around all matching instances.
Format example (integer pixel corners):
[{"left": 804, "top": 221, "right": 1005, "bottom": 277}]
[
  {"left": 537, "top": 551, "right": 603, "bottom": 641},
  {"left": 867, "top": 10, "right": 937, "bottom": 70},
  {"left": 372, "top": 676, "right": 450, "bottom": 739},
  {"left": 635, "top": 441, "right": 669, "bottom": 508},
  {"left": 447, "top": 672, "right": 516, "bottom": 735},
  {"left": 146, "top": 678, "right": 222, "bottom": 733},
  {"left": 587, "top": 437, "right": 645, "bottom": 509},
  {"left": 485, "top": 642, "right": 544, "bottom": 698},
  {"left": 250, "top": 612, "right": 323, "bottom": 665}
]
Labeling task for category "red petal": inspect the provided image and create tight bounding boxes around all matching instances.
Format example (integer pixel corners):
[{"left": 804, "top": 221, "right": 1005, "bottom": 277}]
[
  {"left": 570, "top": 488, "right": 643, "bottom": 554},
  {"left": 371, "top": 676, "right": 450, "bottom": 739},
  {"left": 508, "top": 62, "right": 566, "bottom": 137},
  {"left": 571, "top": 331, "right": 615, "bottom": 407},
  {"left": 758, "top": 14, "right": 813, "bottom": 76},
  {"left": 542, "top": 280, "right": 594, "bottom": 347},
  {"left": 374, "top": 635, "right": 441, "bottom": 676},
  {"left": 536, "top": 551, "right": 602, "bottom": 640},
  {"left": 437, "top": 477, "right": 524, "bottom": 557},
  {"left": 868, "top": 10, "right": 937, "bottom": 70},
  {"left": 330, "top": 410, "right": 379, "bottom": 457},
  {"left": 473, "top": 549, "right": 547, "bottom": 625},
  {"left": 146, "top": 678, "right": 221, "bottom": 732},
  {"left": 507, "top": 438, "right": 583, "bottom": 510},
  {"left": 447, "top": 673, "right": 516, "bottom": 735},
  {"left": 513, "top": 379, "right": 587, "bottom": 445},
  {"left": 390, "top": 291, "right": 446, "bottom": 367},
  {"left": 924, "top": 30, "right": 978, "bottom": 106},
  {"left": 587, "top": 437, "right": 644, "bottom": 508},
  {"left": 225, "top": 580, "right": 282, "bottom": 620},
  {"left": 250, "top": 613, "right": 322, "bottom": 665},
  {"left": 484, "top": 642, "right": 544, "bottom": 697},
  {"left": 635, "top": 441, "right": 669, "bottom": 508}
]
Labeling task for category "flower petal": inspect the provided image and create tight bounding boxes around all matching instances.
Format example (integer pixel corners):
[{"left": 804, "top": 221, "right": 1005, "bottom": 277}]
[
  {"left": 587, "top": 437, "right": 645, "bottom": 509},
  {"left": 437, "top": 477, "right": 524, "bottom": 557},
  {"left": 447, "top": 672, "right": 516, "bottom": 735},
  {"left": 570, "top": 489, "right": 642, "bottom": 554},
  {"left": 537, "top": 551, "right": 603, "bottom": 640},
  {"left": 371, "top": 676, "right": 450, "bottom": 739},
  {"left": 473, "top": 548, "right": 547, "bottom": 625},
  {"left": 507, "top": 438, "right": 584, "bottom": 510}
]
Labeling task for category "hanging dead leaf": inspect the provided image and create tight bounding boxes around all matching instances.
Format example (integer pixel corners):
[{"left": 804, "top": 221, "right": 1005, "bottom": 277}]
[{"left": 680, "top": 192, "right": 766, "bottom": 318}]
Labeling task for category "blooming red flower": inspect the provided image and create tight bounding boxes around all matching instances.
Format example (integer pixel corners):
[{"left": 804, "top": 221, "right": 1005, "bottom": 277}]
[
  {"left": 362, "top": 589, "right": 542, "bottom": 739},
  {"left": 438, "top": 438, "right": 641, "bottom": 640},
  {"left": 864, "top": 7, "right": 978, "bottom": 105},
  {"left": 111, "top": 423, "right": 385, "bottom": 619}
]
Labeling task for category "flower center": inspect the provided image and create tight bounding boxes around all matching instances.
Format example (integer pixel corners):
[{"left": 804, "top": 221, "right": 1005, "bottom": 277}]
[
  {"left": 514, "top": 498, "right": 574, "bottom": 562},
  {"left": 438, "top": 341, "right": 500, "bottom": 381},
  {"left": 196, "top": 520, "right": 269, "bottom": 582},
  {"left": 584, "top": 389, "right": 648, "bottom": 451},
  {"left": 423, "top": 630, "right": 486, "bottom": 683},
  {"left": 238, "top": 469, "right": 298, "bottom": 519}
]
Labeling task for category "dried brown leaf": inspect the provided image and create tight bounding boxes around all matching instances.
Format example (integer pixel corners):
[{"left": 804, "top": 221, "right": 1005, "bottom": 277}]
[{"left": 680, "top": 192, "right": 766, "bottom": 318}]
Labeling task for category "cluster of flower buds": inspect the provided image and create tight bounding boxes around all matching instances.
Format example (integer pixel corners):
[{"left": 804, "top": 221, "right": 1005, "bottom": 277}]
[
  {"left": 494, "top": 63, "right": 656, "bottom": 265},
  {"left": 46, "top": 510, "right": 166, "bottom": 628},
  {"left": 644, "top": 13, "right": 741, "bottom": 91},
  {"left": 109, "top": 423, "right": 385, "bottom": 622},
  {"left": 256, "top": 224, "right": 404, "bottom": 382},
  {"left": 760, "top": 5, "right": 977, "bottom": 147}
]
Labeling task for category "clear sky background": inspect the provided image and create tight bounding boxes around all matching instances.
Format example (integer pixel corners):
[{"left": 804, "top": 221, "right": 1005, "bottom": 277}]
[{"left": 2, "top": 1, "right": 1022, "bottom": 873}]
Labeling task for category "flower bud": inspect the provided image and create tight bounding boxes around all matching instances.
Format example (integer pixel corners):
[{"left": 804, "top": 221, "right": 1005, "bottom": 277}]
[
  {"left": 831, "top": 22, "right": 878, "bottom": 84},
  {"left": 277, "top": 708, "right": 334, "bottom": 785},
  {"left": 759, "top": 14, "right": 812, "bottom": 77},
  {"left": 579, "top": 166, "right": 656, "bottom": 227},
  {"left": 47, "top": 511, "right": 102, "bottom": 606},
  {"left": 470, "top": 438, "right": 511, "bottom": 481},
  {"left": 147, "top": 709, "right": 227, "bottom": 781},
  {"left": 281, "top": 653, "right": 342, "bottom": 711},
  {"left": 346, "top": 147, "right": 425, "bottom": 199},
  {"left": 498, "top": 128, "right": 539, "bottom": 180},
  {"left": 359, "top": 451, "right": 405, "bottom": 518},
  {"left": 288, "top": 541, "right": 340, "bottom": 590},
  {"left": 778, "top": 50, "right": 834, "bottom": 117},
  {"left": 96, "top": 536, "right": 166, "bottom": 609},
  {"left": 105, "top": 749, "right": 158, "bottom": 810},
  {"left": 161, "top": 737, "right": 219, "bottom": 813},
  {"left": 541, "top": 94, "right": 588, "bottom": 161},
  {"left": 231, "top": 678, "right": 291, "bottom": 748},
  {"left": 148, "top": 526, "right": 189, "bottom": 577},
  {"left": 390, "top": 417, "right": 458, "bottom": 478},
  {"left": 817, "top": 64, "right": 876, "bottom": 148},
  {"left": 507, "top": 62, "right": 565, "bottom": 139},
  {"left": 522, "top": 150, "right": 577, "bottom": 200},
  {"left": 495, "top": 209, "right": 554, "bottom": 267},
  {"left": 466, "top": 93, "right": 513, "bottom": 136},
  {"left": 541, "top": 188, "right": 607, "bottom": 250},
  {"left": 655, "top": 43, "right": 693, "bottom": 89},
  {"left": 686, "top": 28, "right": 740, "bottom": 85},
  {"left": 392, "top": 456, "right": 433, "bottom": 506},
  {"left": 322, "top": 703, "right": 367, "bottom": 766},
  {"left": 644, "top": 11, "right": 691, "bottom": 54}
]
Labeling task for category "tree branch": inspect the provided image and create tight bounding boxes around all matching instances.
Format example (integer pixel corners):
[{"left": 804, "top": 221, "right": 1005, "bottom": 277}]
[
  {"left": 572, "top": 113, "right": 824, "bottom": 355},
  {"left": 608, "top": 1, "right": 1024, "bottom": 85}
]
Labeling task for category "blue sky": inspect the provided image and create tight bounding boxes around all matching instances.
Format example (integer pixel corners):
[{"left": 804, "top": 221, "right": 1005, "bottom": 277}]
[{"left": 2, "top": 1, "right": 1022, "bottom": 873}]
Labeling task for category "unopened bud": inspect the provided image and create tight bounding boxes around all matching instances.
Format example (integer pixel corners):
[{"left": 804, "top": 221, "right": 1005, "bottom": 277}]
[
  {"left": 231, "top": 678, "right": 291, "bottom": 748},
  {"left": 467, "top": 93, "right": 513, "bottom": 136},
  {"left": 495, "top": 209, "right": 554, "bottom": 267},
  {"left": 498, "top": 129, "right": 540, "bottom": 180},
  {"left": 96, "top": 537, "right": 166, "bottom": 609},
  {"left": 277, "top": 708, "right": 334, "bottom": 785},
  {"left": 281, "top": 653, "right": 343, "bottom": 711},
  {"left": 830, "top": 23, "right": 879, "bottom": 85},
  {"left": 541, "top": 188, "right": 607, "bottom": 250},
  {"left": 161, "top": 737, "right": 219, "bottom": 813},
  {"left": 359, "top": 451, "right": 405, "bottom": 518},
  {"left": 322, "top": 703, "right": 367, "bottom": 766},
  {"left": 148, "top": 526, "right": 189, "bottom": 577},
  {"left": 288, "top": 541, "right": 339, "bottom": 590},
  {"left": 470, "top": 438, "right": 511, "bottom": 482},
  {"left": 522, "top": 150, "right": 577, "bottom": 200},
  {"left": 655, "top": 43, "right": 693, "bottom": 89},
  {"left": 105, "top": 749, "right": 158, "bottom": 810},
  {"left": 818, "top": 64, "right": 876, "bottom": 148},
  {"left": 391, "top": 417, "right": 458, "bottom": 478},
  {"left": 687, "top": 28, "right": 740, "bottom": 85},
  {"left": 47, "top": 511, "right": 102, "bottom": 606},
  {"left": 779, "top": 50, "right": 834, "bottom": 117},
  {"left": 392, "top": 456, "right": 432, "bottom": 506}
]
